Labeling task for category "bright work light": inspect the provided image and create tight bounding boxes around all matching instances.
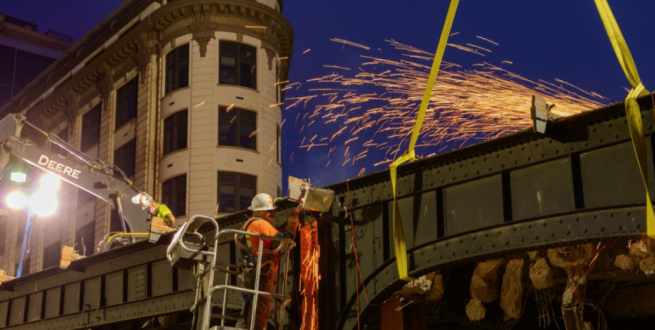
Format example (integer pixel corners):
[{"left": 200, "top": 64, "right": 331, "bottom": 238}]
[
  {"left": 30, "top": 190, "right": 58, "bottom": 217},
  {"left": 10, "top": 172, "right": 27, "bottom": 183},
  {"left": 5, "top": 191, "right": 28, "bottom": 210},
  {"left": 39, "top": 173, "right": 61, "bottom": 192}
]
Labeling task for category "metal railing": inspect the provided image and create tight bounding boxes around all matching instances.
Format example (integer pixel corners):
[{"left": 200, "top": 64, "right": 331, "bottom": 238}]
[{"left": 166, "top": 215, "right": 295, "bottom": 330}]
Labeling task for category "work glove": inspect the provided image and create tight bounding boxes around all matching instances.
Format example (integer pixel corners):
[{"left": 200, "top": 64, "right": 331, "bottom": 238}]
[{"left": 287, "top": 206, "right": 301, "bottom": 233}]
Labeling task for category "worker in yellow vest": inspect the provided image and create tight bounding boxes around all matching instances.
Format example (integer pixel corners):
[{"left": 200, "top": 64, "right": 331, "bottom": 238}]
[{"left": 132, "top": 192, "right": 176, "bottom": 227}]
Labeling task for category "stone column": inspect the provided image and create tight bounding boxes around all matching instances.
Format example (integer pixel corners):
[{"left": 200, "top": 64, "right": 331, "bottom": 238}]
[
  {"left": 188, "top": 35, "right": 216, "bottom": 216},
  {"left": 60, "top": 94, "right": 80, "bottom": 248},
  {"left": 94, "top": 67, "right": 116, "bottom": 245},
  {"left": 1, "top": 211, "right": 19, "bottom": 274},
  {"left": 133, "top": 35, "right": 160, "bottom": 196}
]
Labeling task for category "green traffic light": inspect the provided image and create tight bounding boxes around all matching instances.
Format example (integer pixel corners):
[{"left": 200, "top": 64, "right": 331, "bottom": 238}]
[{"left": 10, "top": 172, "right": 27, "bottom": 183}]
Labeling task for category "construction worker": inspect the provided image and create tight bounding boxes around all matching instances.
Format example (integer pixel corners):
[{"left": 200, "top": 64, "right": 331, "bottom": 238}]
[
  {"left": 132, "top": 193, "right": 176, "bottom": 227},
  {"left": 236, "top": 193, "right": 300, "bottom": 330}
]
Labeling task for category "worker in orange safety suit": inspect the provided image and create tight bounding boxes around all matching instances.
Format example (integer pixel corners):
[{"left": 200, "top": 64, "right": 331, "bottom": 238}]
[{"left": 235, "top": 193, "right": 299, "bottom": 330}]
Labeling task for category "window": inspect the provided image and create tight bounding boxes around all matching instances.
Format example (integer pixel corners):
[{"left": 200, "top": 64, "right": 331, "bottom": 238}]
[
  {"left": 217, "top": 172, "right": 256, "bottom": 213},
  {"left": 75, "top": 221, "right": 95, "bottom": 257},
  {"left": 51, "top": 127, "right": 68, "bottom": 156},
  {"left": 115, "top": 78, "right": 138, "bottom": 129},
  {"left": 219, "top": 41, "right": 257, "bottom": 89},
  {"left": 162, "top": 174, "right": 187, "bottom": 217},
  {"left": 114, "top": 139, "right": 136, "bottom": 178},
  {"left": 43, "top": 241, "right": 61, "bottom": 269},
  {"left": 163, "top": 110, "right": 188, "bottom": 155},
  {"left": 81, "top": 105, "right": 101, "bottom": 151},
  {"left": 166, "top": 44, "right": 189, "bottom": 94},
  {"left": 0, "top": 44, "right": 55, "bottom": 106},
  {"left": 218, "top": 107, "right": 257, "bottom": 150}
]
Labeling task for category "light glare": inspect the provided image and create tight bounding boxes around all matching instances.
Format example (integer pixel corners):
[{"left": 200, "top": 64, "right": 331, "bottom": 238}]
[
  {"left": 5, "top": 191, "right": 28, "bottom": 210},
  {"left": 39, "top": 173, "right": 61, "bottom": 192},
  {"left": 30, "top": 190, "right": 58, "bottom": 217}
]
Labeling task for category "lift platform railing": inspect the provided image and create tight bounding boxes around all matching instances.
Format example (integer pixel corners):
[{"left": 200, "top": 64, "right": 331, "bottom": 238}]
[
  {"left": 166, "top": 215, "right": 295, "bottom": 330},
  {"left": 213, "top": 228, "right": 295, "bottom": 330},
  {"left": 166, "top": 215, "right": 219, "bottom": 330}
]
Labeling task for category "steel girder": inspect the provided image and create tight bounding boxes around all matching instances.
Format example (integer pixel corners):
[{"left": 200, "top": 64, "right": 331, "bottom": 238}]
[
  {"left": 323, "top": 95, "right": 655, "bottom": 329},
  {"left": 2, "top": 96, "right": 655, "bottom": 330}
]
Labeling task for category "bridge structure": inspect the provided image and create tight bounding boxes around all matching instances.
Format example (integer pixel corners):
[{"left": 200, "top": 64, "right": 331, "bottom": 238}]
[{"left": 2, "top": 94, "right": 655, "bottom": 329}]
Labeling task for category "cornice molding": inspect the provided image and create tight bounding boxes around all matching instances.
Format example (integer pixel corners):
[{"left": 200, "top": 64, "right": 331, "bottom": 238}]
[
  {"left": 157, "top": 0, "right": 293, "bottom": 57},
  {"left": 131, "top": 31, "right": 160, "bottom": 84},
  {"left": 187, "top": 4, "right": 218, "bottom": 57},
  {"left": 4, "top": 0, "right": 293, "bottom": 122}
]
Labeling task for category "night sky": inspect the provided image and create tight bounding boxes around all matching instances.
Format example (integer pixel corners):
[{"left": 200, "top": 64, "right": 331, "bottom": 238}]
[{"left": 3, "top": 0, "right": 655, "bottom": 189}]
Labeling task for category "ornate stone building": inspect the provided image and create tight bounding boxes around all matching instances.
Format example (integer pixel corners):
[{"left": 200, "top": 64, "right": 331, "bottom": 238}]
[{"left": 0, "top": 0, "right": 292, "bottom": 275}]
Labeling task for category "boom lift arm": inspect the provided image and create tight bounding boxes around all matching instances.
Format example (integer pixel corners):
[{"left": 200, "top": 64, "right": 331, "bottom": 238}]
[{"left": 0, "top": 113, "right": 149, "bottom": 234}]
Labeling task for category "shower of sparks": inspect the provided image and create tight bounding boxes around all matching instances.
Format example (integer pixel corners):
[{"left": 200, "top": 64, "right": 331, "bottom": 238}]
[
  {"left": 323, "top": 64, "right": 351, "bottom": 71},
  {"left": 476, "top": 35, "right": 499, "bottom": 45},
  {"left": 284, "top": 38, "right": 607, "bottom": 178},
  {"left": 330, "top": 38, "right": 371, "bottom": 50}
]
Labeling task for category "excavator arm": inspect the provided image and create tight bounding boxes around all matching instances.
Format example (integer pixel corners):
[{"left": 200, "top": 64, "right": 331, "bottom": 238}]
[{"left": 0, "top": 113, "right": 149, "bottom": 234}]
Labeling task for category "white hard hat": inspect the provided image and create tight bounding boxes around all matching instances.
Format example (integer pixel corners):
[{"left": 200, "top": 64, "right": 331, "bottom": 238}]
[
  {"left": 248, "top": 193, "right": 276, "bottom": 211},
  {"left": 131, "top": 192, "right": 152, "bottom": 210}
]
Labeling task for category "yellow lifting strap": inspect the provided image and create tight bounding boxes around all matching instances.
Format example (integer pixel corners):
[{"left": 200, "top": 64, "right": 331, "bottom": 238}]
[
  {"left": 594, "top": 0, "right": 654, "bottom": 239},
  {"left": 389, "top": 0, "right": 459, "bottom": 281}
]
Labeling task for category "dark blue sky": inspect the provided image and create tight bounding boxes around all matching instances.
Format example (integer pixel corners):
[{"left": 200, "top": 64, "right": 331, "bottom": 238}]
[{"left": 3, "top": 0, "right": 655, "bottom": 188}]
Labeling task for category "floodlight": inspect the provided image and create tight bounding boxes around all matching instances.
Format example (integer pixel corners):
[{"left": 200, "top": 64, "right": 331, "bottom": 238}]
[
  {"left": 39, "top": 173, "right": 61, "bottom": 192},
  {"left": 30, "top": 190, "right": 58, "bottom": 217},
  {"left": 6, "top": 191, "right": 28, "bottom": 210},
  {"left": 10, "top": 172, "right": 27, "bottom": 183}
]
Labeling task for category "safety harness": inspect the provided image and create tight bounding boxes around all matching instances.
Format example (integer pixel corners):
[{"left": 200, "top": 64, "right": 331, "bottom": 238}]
[{"left": 239, "top": 218, "right": 278, "bottom": 272}]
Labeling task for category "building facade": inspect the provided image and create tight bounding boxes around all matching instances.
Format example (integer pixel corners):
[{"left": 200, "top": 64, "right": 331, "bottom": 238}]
[
  {"left": 0, "top": 13, "right": 72, "bottom": 108},
  {"left": 0, "top": 0, "right": 292, "bottom": 276}
]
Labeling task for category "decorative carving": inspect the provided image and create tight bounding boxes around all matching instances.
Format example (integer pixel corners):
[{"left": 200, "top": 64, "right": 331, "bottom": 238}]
[
  {"left": 131, "top": 33, "right": 159, "bottom": 85},
  {"left": 95, "top": 66, "right": 114, "bottom": 110},
  {"left": 188, "top": 4, "right": 218, "bottom": 58},
  {"left": 261, "top": 32, "right": 281, "bottom": 71},
  {"left": 279, "top": 60, "right": 290, "bottom": 82},
  {"left": 264, "top": 48, "right": 275, "bottom": 71},
  {"left": 62, "top": 92, "right": 79, "bottom": 120}
]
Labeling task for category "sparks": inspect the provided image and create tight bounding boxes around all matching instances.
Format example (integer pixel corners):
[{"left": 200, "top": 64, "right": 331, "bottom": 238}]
[
  {"left": 286, "top": 38, "right": 606, "bottom": 177},
  {"left": 330, "top": 38, "right": 371, "bottom": 50}
]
